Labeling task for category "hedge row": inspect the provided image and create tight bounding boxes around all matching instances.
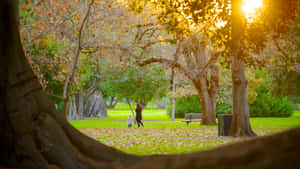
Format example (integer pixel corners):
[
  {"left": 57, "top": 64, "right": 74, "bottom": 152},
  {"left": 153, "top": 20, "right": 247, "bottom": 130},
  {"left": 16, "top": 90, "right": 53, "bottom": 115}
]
[{"left": 167, "top": 93, "right": 293, "bottom": 118}]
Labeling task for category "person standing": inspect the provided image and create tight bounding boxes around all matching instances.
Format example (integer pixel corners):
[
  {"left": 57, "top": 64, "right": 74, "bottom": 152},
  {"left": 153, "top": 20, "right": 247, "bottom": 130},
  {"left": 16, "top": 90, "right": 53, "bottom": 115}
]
[
  {"left": 128, "top": 114, "right": 133, "bottom": 128},
  {"left": 135, "top": 103, "right": 144, "bottom": 128}
]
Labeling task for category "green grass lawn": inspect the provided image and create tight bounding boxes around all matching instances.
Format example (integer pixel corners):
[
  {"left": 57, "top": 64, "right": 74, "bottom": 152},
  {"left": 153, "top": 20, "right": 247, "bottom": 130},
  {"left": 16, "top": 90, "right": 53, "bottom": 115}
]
[
  {"left": 70, "top": 108, "right": 300, "bottom": 128},
  {"left": 69, "top": 108, "right": 300, "bottom": 155}
]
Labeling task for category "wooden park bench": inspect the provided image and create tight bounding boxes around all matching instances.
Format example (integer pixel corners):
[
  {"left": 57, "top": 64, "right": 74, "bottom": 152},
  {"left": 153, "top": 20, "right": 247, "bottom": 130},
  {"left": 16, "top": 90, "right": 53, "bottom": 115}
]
[{"left": 182, "top": 113, "right": 202, "bottom": 126}]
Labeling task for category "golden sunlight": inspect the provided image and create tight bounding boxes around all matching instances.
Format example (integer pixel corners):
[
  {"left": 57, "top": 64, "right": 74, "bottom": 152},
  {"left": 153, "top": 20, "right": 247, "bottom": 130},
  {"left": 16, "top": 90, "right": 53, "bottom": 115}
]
[{"left": 242, "top": 0, "right": 263, "bottom": 22}]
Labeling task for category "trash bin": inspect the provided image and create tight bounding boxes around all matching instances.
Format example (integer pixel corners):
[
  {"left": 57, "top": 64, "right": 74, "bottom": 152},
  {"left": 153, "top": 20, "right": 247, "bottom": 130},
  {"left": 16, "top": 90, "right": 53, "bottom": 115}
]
[{"left": 217, "top": 114, "right": 232, "bottom": 136}]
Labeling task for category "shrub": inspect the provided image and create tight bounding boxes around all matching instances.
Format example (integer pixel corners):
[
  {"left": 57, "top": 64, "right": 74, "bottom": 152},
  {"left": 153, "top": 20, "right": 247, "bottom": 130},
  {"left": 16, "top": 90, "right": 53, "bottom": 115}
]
[
  {"left": 167, "top": 95, "right": 232, "bottom": 118},
  {"left": 216, "top": 102, "right": 232, "bottom": 115},
  {"left": 249, "top": 85, "right": 294, "bottom": 117},
  {"left": 167, "top": 95, "right": 201, "bottom": 118}
]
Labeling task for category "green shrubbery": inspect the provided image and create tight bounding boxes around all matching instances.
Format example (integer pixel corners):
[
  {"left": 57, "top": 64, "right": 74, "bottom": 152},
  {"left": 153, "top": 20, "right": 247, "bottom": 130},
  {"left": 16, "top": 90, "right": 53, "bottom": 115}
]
[
  {"left": 167, "top": 95, "right": 201, "bottom": 118},
  {"left": 167, "top": 95, "right": 232, "bottom": 118},
  {"left": 249, "top": 85, "right": 293, "bottom": 117},
  {"left": 216, "top": 102, "right": 232, "bottom": 115},
  {"left": 167, "top": 85, "right": 293, "bottom": 118}
]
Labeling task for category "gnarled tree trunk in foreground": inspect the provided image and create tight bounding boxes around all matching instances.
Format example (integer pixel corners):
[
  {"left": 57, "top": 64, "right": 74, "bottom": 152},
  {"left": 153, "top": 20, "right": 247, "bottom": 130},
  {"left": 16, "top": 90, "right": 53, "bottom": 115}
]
[
  {"left": 1, "top": 0, "right": 300, "bottom": 169},
  {"left": 0, "top": 1, "right": 138, "bottom": 168}
]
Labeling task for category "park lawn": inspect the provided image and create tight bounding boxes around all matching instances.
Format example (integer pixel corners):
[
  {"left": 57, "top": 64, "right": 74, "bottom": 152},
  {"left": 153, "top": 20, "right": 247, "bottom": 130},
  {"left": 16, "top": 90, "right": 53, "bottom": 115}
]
[
  {"left": 70, "top": 109, "right": 300, "bottom": 155},
  {"left": 70, "top": 109, "right": 300, "bottom": 128}
]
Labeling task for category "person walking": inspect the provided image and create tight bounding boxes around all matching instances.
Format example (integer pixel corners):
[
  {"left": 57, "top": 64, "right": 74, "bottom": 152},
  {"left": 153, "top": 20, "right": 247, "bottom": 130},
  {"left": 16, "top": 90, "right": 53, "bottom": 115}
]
[{"left": 135, "top": 103, "right": 144, "bottom": 128}]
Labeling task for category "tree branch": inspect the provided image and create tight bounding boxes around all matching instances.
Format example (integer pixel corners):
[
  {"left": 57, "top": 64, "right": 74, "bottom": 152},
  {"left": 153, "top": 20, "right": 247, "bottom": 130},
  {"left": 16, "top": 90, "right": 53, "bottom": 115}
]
[{"left": 136, "top": 56, "right": 194, "bottom": 80}]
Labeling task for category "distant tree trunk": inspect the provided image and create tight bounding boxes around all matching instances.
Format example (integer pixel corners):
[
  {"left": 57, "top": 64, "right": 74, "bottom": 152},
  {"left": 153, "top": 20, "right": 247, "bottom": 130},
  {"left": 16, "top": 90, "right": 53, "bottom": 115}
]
[
  {"left": 105, "top": 96, "right": 118, "bottom": 109},
  {"left": 171, "top": 68, "right": 176, "bottom": 122},
  {"left": 67, "top": 98, "right": 75, "bottom": 120},
  {"left": 67, "top": 94, "right": 85, "bottom": 120},
  {"left": 156, "top": 99, "right": 166, "bottom": 109},
  {"left": 85, "top": 89, "right": 107, "bottom": 118},
  {"left": 193, "top": 74, "right": 217, "bottom": 125},
  {"left": 229, "top": 0, "right": 256, "bottom": 136},
  {"left": 77, "top": 93, "right": 84, "bottom": 120},
  {"left": 127, "top": 98, "right": 136, "bottom": 124},
  {"left": 2, "top": 1, "right": 300, "bottom": 169},
  {"left": 68, "top": 96, "right": 77, "bottom": 120}
]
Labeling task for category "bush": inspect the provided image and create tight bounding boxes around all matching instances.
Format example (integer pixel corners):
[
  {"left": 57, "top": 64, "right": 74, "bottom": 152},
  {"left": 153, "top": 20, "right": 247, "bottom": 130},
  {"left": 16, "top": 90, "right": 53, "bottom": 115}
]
[
  {"left": 250, "top": 94, "right": 294, "bottom": 117},
  {"left": 249, "top": 85, "right": 294, "bottom": 117},
  {"left": 167, "top": 95, "right": 201, "bottom": 118},
  {"left": 216, "top": 102, "right": 232, "bottom": 115},
  {"left": 167, "top": 95, "right": 232, "bottom": 118}
]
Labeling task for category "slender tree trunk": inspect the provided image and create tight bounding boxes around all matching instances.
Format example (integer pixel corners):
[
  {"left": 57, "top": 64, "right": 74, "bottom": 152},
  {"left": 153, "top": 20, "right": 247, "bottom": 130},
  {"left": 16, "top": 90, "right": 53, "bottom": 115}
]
[
  {"left": 171, "top": 69, "right": 175, "bottom": 122},
  {"left": 62, "top": 0, "right": 94, "bottom": 117},
  {"left": 127, "top": 98, "right": 136, "bottom": 123},
  {"left": 229, "top": 0, "right": 256, "bottom": 136},
  {"left": 106, "top": 96, "right": 118, "bottom": 109},
  {"left": 77, "top": 93, "right": 84, "bottom": 120},
  {"left": 209, "top": 64, "right": 218, "bottom": 114}
]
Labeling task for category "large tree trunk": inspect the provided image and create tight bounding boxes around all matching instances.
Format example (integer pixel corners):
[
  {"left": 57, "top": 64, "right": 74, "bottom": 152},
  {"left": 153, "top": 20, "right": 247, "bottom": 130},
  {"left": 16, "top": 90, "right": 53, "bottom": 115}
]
[
  {"left": 194, "top": 78, "right": 217, "bottom": 125},
  {"left": 0, "top": 1, "right": 139, "bottom": 168},
  {"left": 230, "top": 0, "right": 256, "bottom": 136},
  {"left": 2, "top": 1, "right": 300, "bottom": 168}
]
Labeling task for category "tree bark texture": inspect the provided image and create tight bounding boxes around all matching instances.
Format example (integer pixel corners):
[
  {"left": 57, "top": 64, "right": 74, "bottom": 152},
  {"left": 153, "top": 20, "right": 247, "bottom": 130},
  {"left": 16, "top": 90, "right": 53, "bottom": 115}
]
[
  {"left": 2, "top": 1, "right": 300, "bottom": 169},
  {"left": 230, "top": 0, "right": 256, "bottom": 136}
]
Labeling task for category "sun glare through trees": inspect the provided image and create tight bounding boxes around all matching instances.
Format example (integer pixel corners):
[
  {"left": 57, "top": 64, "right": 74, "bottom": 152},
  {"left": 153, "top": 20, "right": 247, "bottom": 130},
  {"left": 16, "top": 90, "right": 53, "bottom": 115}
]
[{"left": 242, "top": 0, "right": 263, "bottom": 22}]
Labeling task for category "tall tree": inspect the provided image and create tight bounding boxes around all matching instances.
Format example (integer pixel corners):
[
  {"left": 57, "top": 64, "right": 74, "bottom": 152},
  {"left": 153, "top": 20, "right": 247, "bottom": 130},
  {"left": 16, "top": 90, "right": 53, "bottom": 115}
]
[
  {"left": 138, "top": 33, "right": 220, "bottom": 125},
  {"left": 101, "top": 63, "right": 169, "bottom": 120},
  {"left": 229, "top": 0, "right": 256, "bottom": 136}
]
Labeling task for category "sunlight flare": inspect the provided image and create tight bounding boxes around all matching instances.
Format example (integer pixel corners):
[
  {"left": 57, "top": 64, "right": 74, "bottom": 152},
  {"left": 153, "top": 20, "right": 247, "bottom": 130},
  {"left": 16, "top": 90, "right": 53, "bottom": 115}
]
[{"left": 242, "top": 0, "right": 263, "bottom": 22}]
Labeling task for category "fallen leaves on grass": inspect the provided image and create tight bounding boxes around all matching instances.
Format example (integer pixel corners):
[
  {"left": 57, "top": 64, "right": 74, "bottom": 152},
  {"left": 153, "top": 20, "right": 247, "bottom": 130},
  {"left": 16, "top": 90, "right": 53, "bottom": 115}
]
[{"left": 79, "top": 126, "right": 287, "bottom": 155}]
